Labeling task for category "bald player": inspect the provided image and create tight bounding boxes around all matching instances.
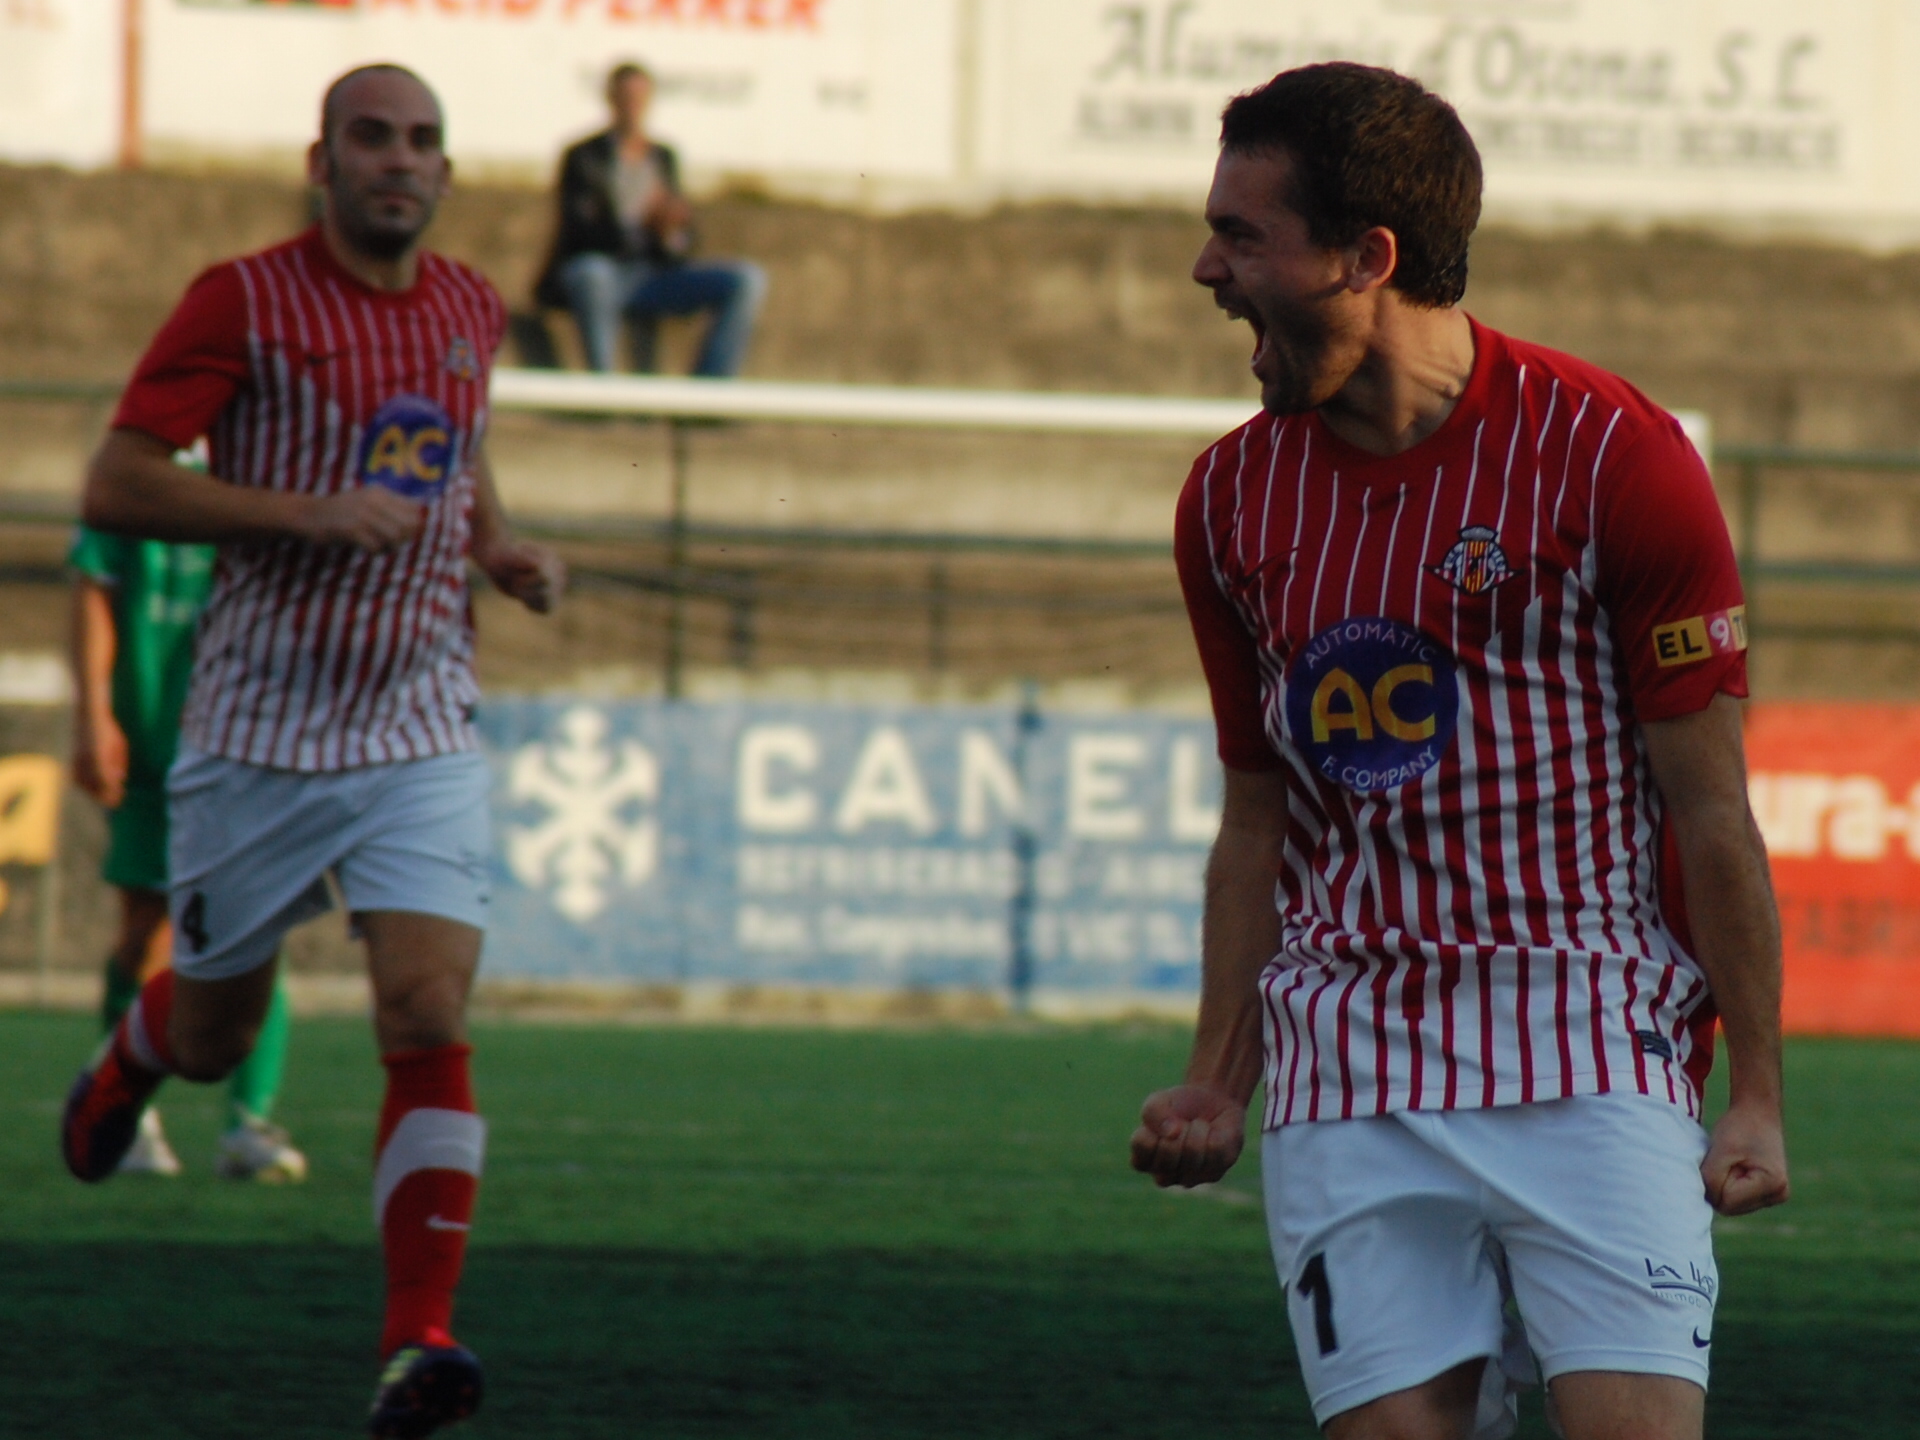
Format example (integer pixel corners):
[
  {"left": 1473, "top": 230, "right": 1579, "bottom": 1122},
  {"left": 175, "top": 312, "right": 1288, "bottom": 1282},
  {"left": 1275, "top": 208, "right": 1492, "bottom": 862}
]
[{"left": 64, "top": 65, "right": 564, "bottom": 1438}]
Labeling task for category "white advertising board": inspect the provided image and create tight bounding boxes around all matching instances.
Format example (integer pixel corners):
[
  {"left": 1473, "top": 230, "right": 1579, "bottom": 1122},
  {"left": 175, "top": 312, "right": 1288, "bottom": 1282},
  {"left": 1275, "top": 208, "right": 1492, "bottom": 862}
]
[
  {"left": 0, "top": 0, "right": 119, "bottom": 168},
  {"left": 974, "top": 0, "right": 1920, "bottom": 228},
  {"left": 141, "top": 0, "right": 959, "bottom": 186},
  {"left": 13, "top": 1, "right": 1920, "bottom": 239}
]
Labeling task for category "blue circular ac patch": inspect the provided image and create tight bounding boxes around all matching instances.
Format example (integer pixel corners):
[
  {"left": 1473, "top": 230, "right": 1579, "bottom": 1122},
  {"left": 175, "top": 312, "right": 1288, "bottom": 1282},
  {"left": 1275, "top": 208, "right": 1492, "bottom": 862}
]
[
  {"left": 356, "top": 394, "right": 457, "bottom": 500},
  {"left": 1283, "top": 617, "right": 1459, "bottom": 794}
]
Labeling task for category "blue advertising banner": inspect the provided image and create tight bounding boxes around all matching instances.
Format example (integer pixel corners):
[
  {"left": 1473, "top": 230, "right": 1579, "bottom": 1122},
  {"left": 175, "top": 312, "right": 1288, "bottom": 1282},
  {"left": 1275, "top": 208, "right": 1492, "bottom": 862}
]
[{"left": 477, "top": 698, "right": 1221, "bottom": 995}]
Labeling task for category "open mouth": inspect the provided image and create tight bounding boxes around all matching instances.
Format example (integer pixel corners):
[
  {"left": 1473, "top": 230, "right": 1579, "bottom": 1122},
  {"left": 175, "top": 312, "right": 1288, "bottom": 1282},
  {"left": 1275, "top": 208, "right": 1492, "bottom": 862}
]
[
  {"left": 1242, "top": 311, "right": 1272, "bottom": 375},
  {"left": 1217, "top": 294, "right": 1270, "bottom": 375}
]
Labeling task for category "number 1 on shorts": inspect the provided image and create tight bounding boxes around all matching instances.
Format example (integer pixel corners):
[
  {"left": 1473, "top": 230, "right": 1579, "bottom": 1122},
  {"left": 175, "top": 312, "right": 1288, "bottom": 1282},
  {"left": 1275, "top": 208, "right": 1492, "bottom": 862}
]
[{"left": 1295, "top": 1252, "right": 1338, "bottom": 1355}]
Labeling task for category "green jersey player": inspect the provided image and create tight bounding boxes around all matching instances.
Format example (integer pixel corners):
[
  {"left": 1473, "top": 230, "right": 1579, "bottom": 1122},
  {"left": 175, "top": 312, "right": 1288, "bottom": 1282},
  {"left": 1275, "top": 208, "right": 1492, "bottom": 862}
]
[{"left": 69, "top": 520, "right": 306, "bottom": 1181}]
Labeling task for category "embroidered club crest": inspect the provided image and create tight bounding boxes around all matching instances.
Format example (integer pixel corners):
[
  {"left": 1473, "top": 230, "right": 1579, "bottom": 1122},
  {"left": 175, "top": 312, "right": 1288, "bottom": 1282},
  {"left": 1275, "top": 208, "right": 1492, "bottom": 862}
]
[
  {"left": 1429, "top": 525, "right": 1513, "bottom": 595},
  {"left": 444, "top": 336, "right": 479, "bottom": 383}
]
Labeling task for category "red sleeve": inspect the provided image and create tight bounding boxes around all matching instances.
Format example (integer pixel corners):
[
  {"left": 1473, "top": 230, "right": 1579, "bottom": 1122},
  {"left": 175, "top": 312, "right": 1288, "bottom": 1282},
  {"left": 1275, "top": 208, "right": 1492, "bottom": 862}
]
[
  {"left": 1175, "top": 457, "right": 1284, "bottom": 771},
  {"left": 110, "top": 264, "right": 250, "bottom": 448},
  {"left": 1593, "top": 413, "right": 1749, "bottom": 721}
]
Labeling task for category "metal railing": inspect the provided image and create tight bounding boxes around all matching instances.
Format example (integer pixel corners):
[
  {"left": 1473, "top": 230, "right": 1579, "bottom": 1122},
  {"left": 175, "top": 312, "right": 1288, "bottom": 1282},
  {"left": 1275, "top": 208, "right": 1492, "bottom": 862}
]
[
  {"left": 1715, "top": 442, "right": 1920, "bottom": 646},
  {"left": 488, "top": 373, "right": 1265, "bottom": 691},
  {"left": 4, "top": 375, "right": 1918, "bottom": 667}
]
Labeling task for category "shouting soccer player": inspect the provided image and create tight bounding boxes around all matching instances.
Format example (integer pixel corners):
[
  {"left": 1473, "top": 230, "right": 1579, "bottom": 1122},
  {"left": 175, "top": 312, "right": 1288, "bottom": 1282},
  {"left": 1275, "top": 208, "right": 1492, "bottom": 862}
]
[
  {"left": 1131, "top": 65, "right": 1788, "bottom": 1440},
  {"left": 63, "top": 65, "right": 564, "bottom": 1438}
]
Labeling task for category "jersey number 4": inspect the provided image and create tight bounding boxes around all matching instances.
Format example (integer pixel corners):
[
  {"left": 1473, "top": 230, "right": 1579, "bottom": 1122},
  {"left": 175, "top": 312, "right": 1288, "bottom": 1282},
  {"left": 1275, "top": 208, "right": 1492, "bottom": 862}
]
[
  {"left": 1295, "top": 1252, "right": 1339, "bottom": 1355},
  {"left": 179, "top": 892, "right": 210, "bottom": 954}
]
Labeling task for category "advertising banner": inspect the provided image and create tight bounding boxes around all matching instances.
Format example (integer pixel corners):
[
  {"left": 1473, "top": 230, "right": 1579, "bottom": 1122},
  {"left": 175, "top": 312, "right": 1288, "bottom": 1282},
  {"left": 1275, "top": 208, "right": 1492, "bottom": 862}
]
[
  {"left": 478, "top": 696, "right": 1920, "bottom": 1029},
  {"left": 143, "top": 0, "right": 959, "bottom": 183},
  {"left": 5, "top": 691, "right": 1916, "bottom": 1027},
  {"left": 1746, "top": 704, "right": 1920, "bottom": 1037},
  {"left": 478, "top": 696, "right": 1217, "bottom": 997},
  {"left": 974, "top": 0, "right": 1909, "bottom": 220},
  {"left": 8, "top": 2, "right": 1915, "bottom": 235},
  {"left": 0, "top": 0, "right": 118, "bottom": 168},
  {"left": 0, "top": 698, "right": 70, "bottom": 978}
]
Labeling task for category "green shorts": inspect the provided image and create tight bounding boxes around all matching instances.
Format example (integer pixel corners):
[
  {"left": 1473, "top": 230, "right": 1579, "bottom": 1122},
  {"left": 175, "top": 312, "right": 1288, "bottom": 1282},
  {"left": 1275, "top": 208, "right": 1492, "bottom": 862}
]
[{"left": 104, "top": 783, "right": 169, "bottom": 893}]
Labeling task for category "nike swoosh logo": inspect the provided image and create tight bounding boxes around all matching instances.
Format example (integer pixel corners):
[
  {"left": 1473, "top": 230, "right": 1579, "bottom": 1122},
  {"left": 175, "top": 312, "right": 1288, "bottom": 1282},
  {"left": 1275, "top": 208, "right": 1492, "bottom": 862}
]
[
  {"left": 425, "top": 1215, "right": 470, "bottom": 1232},
  {"left": 1692, "top": 1328, "right": 1712, "bottom": 1348}
]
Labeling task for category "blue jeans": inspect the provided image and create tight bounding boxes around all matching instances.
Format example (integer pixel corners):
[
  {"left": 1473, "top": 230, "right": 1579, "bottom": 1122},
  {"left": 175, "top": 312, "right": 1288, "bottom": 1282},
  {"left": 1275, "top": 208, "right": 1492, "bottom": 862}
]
[{"left": 558, "top": 253, "right": 767, "bottom": 377}]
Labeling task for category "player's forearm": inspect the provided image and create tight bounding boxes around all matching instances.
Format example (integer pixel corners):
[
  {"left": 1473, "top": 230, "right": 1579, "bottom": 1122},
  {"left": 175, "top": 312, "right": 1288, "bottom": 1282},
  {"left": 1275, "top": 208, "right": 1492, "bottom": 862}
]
[
  {"left": 1642, "top": 696, "right": 1784, "bottom": 1113},
  {"left": 1675, "top": 801, "right": 1784, "bottom": 1110},
  {"left": 68, "top": 583, "right": 117, "bottom": 733},
  {"left": 1185, "top": 836, "right": 1282, "bottom": 1105},
  {"left": 84, "top": 429, "right": 318, "bottom": 544},
  {"left": 465, "top": 447, "right": 516, "bottom": 553}
]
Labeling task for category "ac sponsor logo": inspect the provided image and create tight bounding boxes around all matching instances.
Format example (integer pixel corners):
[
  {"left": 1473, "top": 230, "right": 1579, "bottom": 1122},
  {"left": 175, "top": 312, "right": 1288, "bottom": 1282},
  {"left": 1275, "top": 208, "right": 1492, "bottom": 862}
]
[
  {"left": 1284, "top": 617, "right": 1458, "bottom": 794},
  {"left": 1653, "top": 605, "right": 1747, "bottom": 668},
  {"left": 356, "top": 395, "right": 458, "bottom": 501},
  {"left": 1428, "top": 525, "right": 1514, "bottom": 596}
]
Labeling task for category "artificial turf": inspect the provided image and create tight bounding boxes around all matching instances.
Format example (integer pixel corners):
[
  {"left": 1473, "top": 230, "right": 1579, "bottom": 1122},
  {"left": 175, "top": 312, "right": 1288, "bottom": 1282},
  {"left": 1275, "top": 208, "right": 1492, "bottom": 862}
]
[{"left": 0, "top": 1013, "right": 1913, "bottom": 1438}]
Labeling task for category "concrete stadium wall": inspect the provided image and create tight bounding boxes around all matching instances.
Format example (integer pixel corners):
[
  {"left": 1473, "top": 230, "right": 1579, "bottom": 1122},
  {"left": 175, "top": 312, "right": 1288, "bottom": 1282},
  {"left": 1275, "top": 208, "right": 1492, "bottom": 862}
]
[
  {"left": 10, "top": 161, "right": 1920, "bottom": 451},
  {"left": 2, "top": 161, "right": 1917, "bottom": 697}
]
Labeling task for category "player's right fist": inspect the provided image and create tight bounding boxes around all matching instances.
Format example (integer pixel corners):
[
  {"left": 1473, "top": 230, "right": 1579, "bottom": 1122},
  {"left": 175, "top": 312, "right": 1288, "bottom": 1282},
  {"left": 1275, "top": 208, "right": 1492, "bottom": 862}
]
[
  {"left": 303, "top": 487, "right": 427, "bottom": 551},
  {"left": 1129, "top": 1083, "right": 1247, "bottom": 1189},
  {"left": 1701, "top": 1097, "right": 1790, "bottom": 1217}
]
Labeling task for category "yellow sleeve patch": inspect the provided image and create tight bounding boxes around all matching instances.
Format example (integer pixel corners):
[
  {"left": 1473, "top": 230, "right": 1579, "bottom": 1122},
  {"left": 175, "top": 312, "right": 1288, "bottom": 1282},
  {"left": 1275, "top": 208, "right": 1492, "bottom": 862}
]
[{"left": 1653, "top": 605, "right": 1748, "bottom": 668}]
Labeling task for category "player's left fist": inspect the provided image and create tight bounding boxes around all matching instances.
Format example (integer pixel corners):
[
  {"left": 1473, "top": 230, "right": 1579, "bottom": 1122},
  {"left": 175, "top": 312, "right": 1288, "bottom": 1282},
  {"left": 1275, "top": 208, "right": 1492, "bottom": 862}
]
[
  {"left": 1701, "top": 1098, "right": 1790, "bottom": 1217},
  {"left": 476, "top": 536, "right": 567, "bottom": 614}
]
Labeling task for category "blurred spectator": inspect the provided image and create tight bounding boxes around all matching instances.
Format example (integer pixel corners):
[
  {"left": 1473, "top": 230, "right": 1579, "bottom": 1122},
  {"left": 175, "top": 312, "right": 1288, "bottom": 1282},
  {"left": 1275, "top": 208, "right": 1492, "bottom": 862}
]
[{"left": 535, "top": 62, "right": 767, "bottom": 377}]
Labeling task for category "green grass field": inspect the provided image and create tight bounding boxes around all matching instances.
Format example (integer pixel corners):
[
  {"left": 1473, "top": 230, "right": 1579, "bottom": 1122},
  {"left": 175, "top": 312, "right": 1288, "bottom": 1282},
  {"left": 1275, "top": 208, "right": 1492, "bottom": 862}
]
[{"left": 0, "top": 1014, "right": 1914, "bottom": 1439}]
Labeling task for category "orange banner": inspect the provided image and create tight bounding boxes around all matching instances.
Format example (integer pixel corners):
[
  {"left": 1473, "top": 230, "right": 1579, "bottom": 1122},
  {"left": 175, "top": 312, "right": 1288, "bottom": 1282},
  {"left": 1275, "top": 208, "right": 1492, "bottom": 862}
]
[{"left": 1745, "top": 703, "right": 1920, "bottom": 1036}]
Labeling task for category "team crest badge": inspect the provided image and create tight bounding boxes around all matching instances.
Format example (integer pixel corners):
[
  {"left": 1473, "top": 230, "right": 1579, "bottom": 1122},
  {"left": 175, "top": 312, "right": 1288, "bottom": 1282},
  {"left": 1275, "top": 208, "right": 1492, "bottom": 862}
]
[
  {"left": 444, "top": 336, "right": 479, "bottom": 382},
  {"left": 1428, "top": 525, "right": 1514, "bottom": 595}
]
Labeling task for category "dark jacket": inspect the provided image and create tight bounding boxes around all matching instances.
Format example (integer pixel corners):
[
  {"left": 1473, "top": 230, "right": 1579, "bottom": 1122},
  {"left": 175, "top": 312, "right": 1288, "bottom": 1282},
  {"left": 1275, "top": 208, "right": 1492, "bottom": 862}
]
[{"left": 534, "top": 132, "right": 684, "bottom": 308}]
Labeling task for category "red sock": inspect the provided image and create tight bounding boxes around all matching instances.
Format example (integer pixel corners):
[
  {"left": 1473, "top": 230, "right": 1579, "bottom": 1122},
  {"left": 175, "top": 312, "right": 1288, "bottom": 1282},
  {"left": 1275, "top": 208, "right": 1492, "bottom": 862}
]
[
  {"left": 116, "top": 968, "right": 177, "bottom": 1075},
  {"left": 375, "top": 1044, "right": 486, "bottom": 1358}
]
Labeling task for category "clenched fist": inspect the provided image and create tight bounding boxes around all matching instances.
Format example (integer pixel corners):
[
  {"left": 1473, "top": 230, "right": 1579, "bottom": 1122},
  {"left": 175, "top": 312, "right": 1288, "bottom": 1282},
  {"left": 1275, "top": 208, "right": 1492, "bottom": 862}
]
[
  {"left": 474, "top": 534, "right": 567, "bottom": 614},
  {"left": 1130, "top": 1083, "right": 1248, "bottom": 1189},
  {"left": 301, "top": 487, "right": 428, "bottom": 552}
]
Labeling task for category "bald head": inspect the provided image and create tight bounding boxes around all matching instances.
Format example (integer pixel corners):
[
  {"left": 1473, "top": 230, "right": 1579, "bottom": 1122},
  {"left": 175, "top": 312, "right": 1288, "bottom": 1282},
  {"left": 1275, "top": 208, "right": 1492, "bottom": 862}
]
[
  {"left": 321, "top": 64, "right": 440, "bottom": 151},
  {"left": 308, "top": 65, "right": 450, "bottom": 268}
]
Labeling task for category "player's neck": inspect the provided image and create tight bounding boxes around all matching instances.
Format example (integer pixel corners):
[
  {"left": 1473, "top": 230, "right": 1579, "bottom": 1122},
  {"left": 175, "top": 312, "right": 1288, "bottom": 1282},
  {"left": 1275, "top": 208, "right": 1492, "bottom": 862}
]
[
  {"left": 319, "top": 215, "right": 421, "bottom": 295},
  {"left": 615, "top": 121, "right": 650, "bottom": 156},
  {"left": 1316, "top": 304, "right": 1475, "bottom": 458}
]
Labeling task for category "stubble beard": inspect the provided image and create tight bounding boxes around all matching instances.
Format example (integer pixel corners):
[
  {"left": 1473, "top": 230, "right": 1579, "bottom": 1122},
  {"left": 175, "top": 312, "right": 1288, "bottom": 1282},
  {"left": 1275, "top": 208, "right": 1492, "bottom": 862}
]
[
  {"left": 1257, "top": 297, "right": 1348, "bottom": 417},
  {"left": 331, "top": 177, "right": 435, "bottom": 263}
]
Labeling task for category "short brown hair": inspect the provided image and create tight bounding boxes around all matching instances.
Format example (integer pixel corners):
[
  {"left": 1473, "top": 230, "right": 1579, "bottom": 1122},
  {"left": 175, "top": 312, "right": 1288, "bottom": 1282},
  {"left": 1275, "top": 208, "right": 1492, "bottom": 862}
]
[
  {"left": 607, "top": 62, "right": 653, "bottom": 97},
  {"left": 1220, "top": 64, "right": 1481, "bottom": 308}
]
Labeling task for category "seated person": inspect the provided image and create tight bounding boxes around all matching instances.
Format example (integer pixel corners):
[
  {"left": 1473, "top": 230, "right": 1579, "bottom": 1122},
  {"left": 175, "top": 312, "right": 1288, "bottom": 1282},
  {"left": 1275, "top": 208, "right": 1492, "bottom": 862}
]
[{"left": 535, "top": 61, "right": 766, "bottom": 377}]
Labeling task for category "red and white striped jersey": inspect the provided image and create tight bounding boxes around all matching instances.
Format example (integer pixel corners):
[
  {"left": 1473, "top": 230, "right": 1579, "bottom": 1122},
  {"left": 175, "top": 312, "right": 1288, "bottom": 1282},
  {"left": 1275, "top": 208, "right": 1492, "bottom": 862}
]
[
  {"left": 113, "top": 227, "right": 506, "bottom": 771},
  {"left": 1176, "top": 319, "right": 1747, "bottom": 1128}
]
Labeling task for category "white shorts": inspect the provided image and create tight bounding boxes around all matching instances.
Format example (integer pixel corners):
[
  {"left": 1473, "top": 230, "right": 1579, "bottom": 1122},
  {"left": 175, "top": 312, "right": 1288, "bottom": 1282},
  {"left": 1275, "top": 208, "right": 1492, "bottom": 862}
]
[
  {"left": 166, "top": 745, "right": 494, "bottom": 981},
  {"left": 1262, "top": 1093, "right": 1717, "bottom": 1435}
]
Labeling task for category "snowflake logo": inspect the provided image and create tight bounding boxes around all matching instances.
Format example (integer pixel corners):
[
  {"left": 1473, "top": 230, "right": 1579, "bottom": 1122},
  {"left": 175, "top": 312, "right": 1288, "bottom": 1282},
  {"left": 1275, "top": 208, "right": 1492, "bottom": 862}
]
[{"left": 505, "top": 707, "right": 660, "bottom": 922}]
